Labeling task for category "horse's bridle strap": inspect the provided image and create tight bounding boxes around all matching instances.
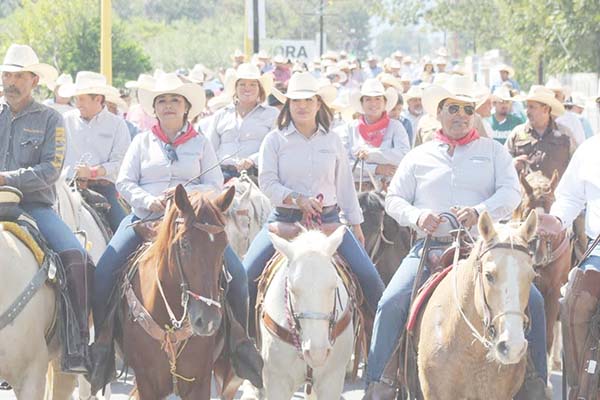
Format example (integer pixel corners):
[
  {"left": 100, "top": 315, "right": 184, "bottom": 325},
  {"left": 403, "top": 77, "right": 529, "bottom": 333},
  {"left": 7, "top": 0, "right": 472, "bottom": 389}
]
[{"left": 480, "top": 242, "right": 531, "bottom": 257}]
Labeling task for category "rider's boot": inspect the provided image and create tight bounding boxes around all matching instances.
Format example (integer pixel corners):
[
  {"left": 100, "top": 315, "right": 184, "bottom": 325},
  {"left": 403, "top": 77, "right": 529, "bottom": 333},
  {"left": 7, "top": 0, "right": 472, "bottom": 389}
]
[
  {"left": 228, "top": 303, "right": 264, "bottom": 389},
  {"left": 60, "top": 249, "right": 93, "bottom": 374},
  {"left": 363, "top": 380, "right": 397, "bottom": 400},
  {"left": 561, "top": 268, "right": 600, "bottom": 398}
]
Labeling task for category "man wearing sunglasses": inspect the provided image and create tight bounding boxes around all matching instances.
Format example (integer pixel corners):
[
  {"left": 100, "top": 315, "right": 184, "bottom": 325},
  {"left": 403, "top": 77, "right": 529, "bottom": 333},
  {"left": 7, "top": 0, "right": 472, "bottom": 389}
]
[{"left": 364, "top": 75, "right": 549, "bottom": 399}]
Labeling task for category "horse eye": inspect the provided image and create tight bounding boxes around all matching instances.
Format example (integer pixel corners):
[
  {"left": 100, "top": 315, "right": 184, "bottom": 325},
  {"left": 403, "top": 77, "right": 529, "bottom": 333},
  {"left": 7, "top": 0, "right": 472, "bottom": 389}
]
[{"left": 485, "top": 272, "right": 495, "bottom": 284}]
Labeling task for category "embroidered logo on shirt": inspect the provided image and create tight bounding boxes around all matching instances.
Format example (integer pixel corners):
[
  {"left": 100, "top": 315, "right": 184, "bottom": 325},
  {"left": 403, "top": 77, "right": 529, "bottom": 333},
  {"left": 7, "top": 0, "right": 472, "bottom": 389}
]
[{"left": 22, "top": 128, "right": 44, "bottom": 135}]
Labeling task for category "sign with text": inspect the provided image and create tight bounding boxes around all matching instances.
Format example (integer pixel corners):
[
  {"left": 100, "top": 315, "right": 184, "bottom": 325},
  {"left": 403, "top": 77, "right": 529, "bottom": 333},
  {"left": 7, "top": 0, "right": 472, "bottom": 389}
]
[{"left": 263, "top": 39, "right": 318, "bottom": 61}]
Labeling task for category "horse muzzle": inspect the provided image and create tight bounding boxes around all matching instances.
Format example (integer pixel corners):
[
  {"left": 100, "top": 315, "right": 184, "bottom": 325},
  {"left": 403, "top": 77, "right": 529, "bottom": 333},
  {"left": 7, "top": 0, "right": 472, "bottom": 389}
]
[
  {"left": 302, "top": 341, "right": 332, "bottom": 368},
  {"left": 493, "top": 332, "right": 528, "bottom": 365},
  {"left": 188, "top": 298, "right": 222, "bottom": 336}
]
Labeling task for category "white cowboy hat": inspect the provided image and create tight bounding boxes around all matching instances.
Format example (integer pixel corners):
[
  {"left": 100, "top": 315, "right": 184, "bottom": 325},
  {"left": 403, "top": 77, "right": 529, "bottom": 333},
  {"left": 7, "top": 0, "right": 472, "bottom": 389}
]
[
  {"left": 350, "top": 79, "right": 398, "bottom": 114},
  {"left": 515, "top": 85, "right": 565, "bottom": 117},
  {"left": 231, "top": 49, "right": 246, "bottom": 61},
  {"left": 324, "top": 66, "right": 347, "bottom": 84},
  {"left": 433, "top": 56, "right": 448, "bottom": 66},
  {"left": 337, "top": 60, "right": 351, "bottom": 71},
  {"left": 403, "top": 56, "right": 413, "bottom": 64},
  {"left": 125, "top": 73, "right": 156, "bottom": 89},
  {"left": 366, "top": 54, "right": 378, "bottom": 62},
  {"left": 0, "top": 44, "right": 58, "bottom": 85},
  {"left": 564, "top": 92, "right": 588, "bottom": 109},
  {"left": 389, "top": 60, "right": 402, "bottom": 70},
  {"left": 422, "top": 74, "right": 482, "bottom": 116},
  {"left": 105, "top": 91, "right": 128, "bottom": 111},
  {"left": 391, "top": 50, "right": 403, "bottom": 59},
  {"left": 545, "top": 78, "right": 571, "bottom": 98},
  {"left": 492, "top": 86, "right": 514, "bottom": 102},
  {"left": 207, "top": 93, "right": 231, "bottom": 113},
  {"left": 138, "top": 73, "right": 206, "bottom": 121},
  {"left": 47, "top": 73, "right": 73, "bottom": 92},
  {"left": 497, "top": 63, "right": 515, "bottom": 78},
  {"left": 271, "top": 72, "right": 337, "bottom": 106},
  {"left": 321, "top": 51, "right": 339, "bottom": 61},
  {"left": 58, "top": 71, "right": 120, "bottom": 98},
  {"left": 184, "top": 64, "right": 208, "bottom": 84},
  {"left": 224, "top": 63, "right": 273, "bottom": 98},
  {"left": 403, "top": 85, "right": 423, "bottom": 102},
  {"left": 377, "top": 73, "right": 402, "bottom": 90},
  {"left": 257, "top": 50, "right": 271, "bottom": 60},
  {"left": 436, "top": 47, "right": 449, "bottom": 58}
]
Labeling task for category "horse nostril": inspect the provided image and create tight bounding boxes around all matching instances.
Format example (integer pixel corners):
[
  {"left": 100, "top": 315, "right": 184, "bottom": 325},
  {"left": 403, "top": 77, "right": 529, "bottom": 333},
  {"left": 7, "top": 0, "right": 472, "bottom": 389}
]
[
  {"left": 194, "top": 317, "right": 203, "bottom": 329},
  {"left": 497, "top": 340, "right": 509, "bottom": 356}
]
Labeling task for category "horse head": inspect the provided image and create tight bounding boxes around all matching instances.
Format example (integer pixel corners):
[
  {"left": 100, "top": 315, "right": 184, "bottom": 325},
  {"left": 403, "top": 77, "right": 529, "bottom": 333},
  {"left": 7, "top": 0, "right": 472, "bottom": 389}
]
[
  {"left": 269, "top": 226, "right": 346, "bottom": 368},
  {"left": 475, "top": 210, "right": 537, "bottom": 365},
  {"left": 151, "top": 184, "right": 235, "bottom": 336},
  {"left": 358, "top": 191, "right": 386, "bottom": 255}
]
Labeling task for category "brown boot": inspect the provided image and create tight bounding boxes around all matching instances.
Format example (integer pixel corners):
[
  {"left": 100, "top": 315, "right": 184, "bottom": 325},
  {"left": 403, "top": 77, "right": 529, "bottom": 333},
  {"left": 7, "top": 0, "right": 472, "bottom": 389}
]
[
  {"left": 362, "top": 380, "right": 397, "bottom": 400},
  {"left": 561, "top": 268, "right": 600, "bottom": 397},
  {"left": 60, "top": 249, "right": 93, "bottom": 374}
]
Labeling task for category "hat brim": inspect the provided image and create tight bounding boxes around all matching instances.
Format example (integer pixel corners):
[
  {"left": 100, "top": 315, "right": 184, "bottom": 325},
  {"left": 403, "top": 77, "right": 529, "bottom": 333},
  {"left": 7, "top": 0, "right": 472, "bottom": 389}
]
[
  {"left": 272, "top": 84, "right": 337, "bottom": 107},
  {"left": 499, "top": 66, "right": 515, "bottom": 78},
  {"left": 225, "top": 72, "right": 273, "bottom": 99},
  {"left": 58, "top": 84, "right": 120, "bottom": 99},
  {"left": 138, "top": 83, "right": 206, "bottom": 121},
  {"left": 514, "top": 94, "right": 565, "bottom": 117},
  {"left": 0, "top": 63, "right": 58, "bottom": 85},
  {"left": 350, "top": 87, "right": 398, "bottom": 114},
  {"left": 422, "top": 85, "right": 479, "bottom": 116}
]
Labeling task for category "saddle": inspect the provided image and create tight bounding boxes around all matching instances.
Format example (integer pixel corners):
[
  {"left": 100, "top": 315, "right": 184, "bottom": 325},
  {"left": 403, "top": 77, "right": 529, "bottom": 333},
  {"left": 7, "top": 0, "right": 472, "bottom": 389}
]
[{"left": 268, "top": 221, "right": 342, "bottom": 240}]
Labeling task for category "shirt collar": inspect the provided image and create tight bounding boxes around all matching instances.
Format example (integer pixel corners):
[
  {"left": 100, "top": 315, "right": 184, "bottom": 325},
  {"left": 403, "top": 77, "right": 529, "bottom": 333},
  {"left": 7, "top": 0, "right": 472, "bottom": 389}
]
[
  {"left": 283, "top": 122, "right": 328, "bottom": 137},
  {"left": 79, "top": 106, "right": 109, "bottom": 125},
  {"left": 525, "top": 119, "right": 557, "bottom": 139},
  {"left": 2, "top": 99, "right": 44, "bottom": 119}
]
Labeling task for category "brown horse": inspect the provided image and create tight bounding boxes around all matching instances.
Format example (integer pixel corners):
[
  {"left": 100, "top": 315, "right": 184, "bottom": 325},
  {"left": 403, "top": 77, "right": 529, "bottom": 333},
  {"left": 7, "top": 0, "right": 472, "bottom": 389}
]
[
  {"left": 118, "top": 184, "right": 235, "bottom": 399},
  {"left": 513, "top": 170, "right": 572, "bottom": 360},
  {"left": 414, "top": 211, "right": 538, "bottom": 400}
]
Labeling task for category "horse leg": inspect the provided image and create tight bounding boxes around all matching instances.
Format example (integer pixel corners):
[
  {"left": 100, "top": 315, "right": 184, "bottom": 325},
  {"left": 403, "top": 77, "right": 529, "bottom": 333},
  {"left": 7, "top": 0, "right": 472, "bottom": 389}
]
[
  {"left": 263, "top": 372, "right": 296, "bottom": 400},
  {"left": 12, "top": 356, "right": 48, "bottom": 400},
  {"left": 544, "top": 288, "right": 560, "bottom": 354},
  {"left": 43, "top": 359, "right": 78, "bottom": 400},
  {"left": 239, "top": 380, "right": 263, "bottom": 400},
  {"left": 313, "top": 369, "right": 346, "bottom": 400},
  {"left": 550, "top": 321, "right": 563, "bottom": 371},
  {"left": 182, "top": 374, "right": 211, "bottom": 400},
  {"left": 78, "top": 373, "right": 112, "bottom": 400}
]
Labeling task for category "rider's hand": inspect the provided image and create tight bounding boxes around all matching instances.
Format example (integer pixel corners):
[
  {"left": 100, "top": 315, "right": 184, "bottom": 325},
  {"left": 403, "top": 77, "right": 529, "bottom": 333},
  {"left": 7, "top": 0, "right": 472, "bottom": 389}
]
[
  {"left": 352, "top": 224, "right": 365, "bottom": 247},
  {"left": 148, "top": 197, "right": 166, "bottom": 213},
  {"left": 355, "top": 149, "right": 370, "bottom": 160},
  {"left": 513, "top": 155, "right": 529, "bottom": 172},
  {"left": 451, "top": 206, "right": 479, "bottom": 228},
  {"left": 375, "top": 164, "right": 397, "bottom": 177},
  {"left": 417, "top": 211, "right": 442, "bottom": 235},
  {"left": 236, "top": 158, "right": 254, "bottom": 172},
  {"left": 74, "top": 164, "right": 92, "bottom": 179},
  {"left": 296, "top": 195, "right": 323, "bottom": 215}
]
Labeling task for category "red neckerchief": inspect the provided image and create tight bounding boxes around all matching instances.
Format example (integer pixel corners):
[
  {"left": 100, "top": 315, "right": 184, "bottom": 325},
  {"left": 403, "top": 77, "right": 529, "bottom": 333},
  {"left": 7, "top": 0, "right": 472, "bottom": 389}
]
[
  {"left": 434, "top": 128, "right": 480, "bottom": 147},
  {"left": 357, "top": 112, "right": 390, "bottom": 148},
  {"left": 151, "top": 123, "right": 198, "bottom": 146}
]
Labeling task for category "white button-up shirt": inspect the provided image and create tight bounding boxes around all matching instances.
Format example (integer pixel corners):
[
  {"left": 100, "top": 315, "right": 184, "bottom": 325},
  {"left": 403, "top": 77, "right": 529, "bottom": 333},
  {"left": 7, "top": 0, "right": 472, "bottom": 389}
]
[
  {"left": 63, "top": 107, "right": 131, "bottom": 182},
  {"left": 386, "top": 136, "right": 521, "bottom": 237},
  {"left": 117, "top": 129, "right": 223, "bottom": 220},
  {"left": 206, "top": 103, "right": 278, "bottom": 166},
  {"left": 259, "top": 123, "right": 363, "bottom": 225},
  {"left": 551, "top": 135, "right": 600, "bottom": 239},
  {"left": 336, "top": 118, "right": 410, "bottom": 180}
]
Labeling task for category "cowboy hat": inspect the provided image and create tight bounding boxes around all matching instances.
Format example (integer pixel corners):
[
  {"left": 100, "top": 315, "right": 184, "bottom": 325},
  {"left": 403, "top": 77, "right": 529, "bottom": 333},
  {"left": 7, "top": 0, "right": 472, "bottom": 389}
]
[
  {"left": 207, "top": 93, "right": 232, "bottom": 113},
  {"left": 47, "top": 73, "right": 73, "bottom": 92},
  {"left": 105, "top": 91, "right": 128, "bottom": 111},
  {"left": 350, "top": 79, "right": 398, "bottom": 114},
  {"left": 403, "top": 56, "right": 413, "bottom": 64},
  {"left": 497, "top": 63, "right": 515, "bottom": 78},
  {"left": 257, "top": 50, "right": 271, "bottom": 60},
  {"left": 138, "top": 73, "right": 206, "bottom": 121},
  {"left": 492, "top": 86, "right": 514, "bottom": 102},
  {"left": 403, "top": 85, "right": 423, "bottom": 102},
  {"left": 564, "top": 92, "right": 588, "bottom": 109},
  {"left": 224, "top": 63, "right": 273, "bottom": 98},
  {"left": 436, "top": 47, "right": 449, "bottom": 58},
  {"left": 321, "top": 51, "right": 339, "bottom": 61},
  {"left": 272, "top": 55, "right": 289, "bottom": 65},
  {"left": 184, "top": 64, "right": 208, "bottom": 84},
  {"left": 545, "top": 78, "right": 571, "bottom": 97},
  {"left": 366, "top": 54, "right": 378, "bottom": 62},
  {"left": 58, "top": 71, "right": 120, "bottom": 98},
  {"left": 399, "top": 73, "right": 412, "bottom": 83},
  {"left": 271, "top": 72, "right": 337, "bottom": 106},
  {"left": 125, "top": 73, "right": 156, "bottom": 89},
  {"left": 0, "top": 44, "right": 58, "bottom": 85},
  {"left": 377, "top": 73, "right": 402, "bottom": 90},
  {"left": 324, "top": 66, "right": 347, "bottom": 84},
  {"left": 230, "top": 49, "right": 246, "bottom": 61},
  {"left": 515, "top": 85, "right": 565, "bottom": 117},
  {"left": 391, "top": 50, "right": 403, "bottom": 60},
  {"left": 389, "top": 60, "right": 402, "bottom": 70},
  {"left": 422, "top": 74, "right": 482, "bottom": 116},
  {"left": 433, "top": 56, "right": 447, "bottom": 66}
]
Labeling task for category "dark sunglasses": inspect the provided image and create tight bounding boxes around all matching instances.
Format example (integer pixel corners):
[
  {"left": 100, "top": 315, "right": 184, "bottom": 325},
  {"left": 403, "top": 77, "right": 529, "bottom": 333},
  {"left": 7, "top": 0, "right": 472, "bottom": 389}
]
[
  {"left": 164, "top": 143, "right": 178, "bottom": 162},
  {"left": 445, "top": 104, "right": 475, "bottom": 115}
]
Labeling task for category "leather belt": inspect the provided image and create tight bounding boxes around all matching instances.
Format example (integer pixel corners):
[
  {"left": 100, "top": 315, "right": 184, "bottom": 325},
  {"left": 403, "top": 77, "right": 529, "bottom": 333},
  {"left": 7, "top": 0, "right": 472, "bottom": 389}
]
[{"left": 275, "top": 205, "right": 338, "bottom": 218}]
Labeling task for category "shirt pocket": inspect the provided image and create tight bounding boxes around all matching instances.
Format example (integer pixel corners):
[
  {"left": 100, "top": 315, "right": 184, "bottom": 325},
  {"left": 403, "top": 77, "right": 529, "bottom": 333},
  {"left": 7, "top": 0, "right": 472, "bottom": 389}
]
[
  {"left": 16, "top": 133, "right": 43, "bottom": 166},
  {"left": 315, "top": 148, "right": 338, "bottom": 179},
  {"left": 455, "top": 156, "right": 493, "bottom": 189}
]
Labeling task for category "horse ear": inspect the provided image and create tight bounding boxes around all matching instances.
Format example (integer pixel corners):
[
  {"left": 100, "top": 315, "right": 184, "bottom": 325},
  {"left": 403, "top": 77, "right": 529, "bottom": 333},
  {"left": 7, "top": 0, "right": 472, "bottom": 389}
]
[
  {"left": 519, "top": 172, "right": 533, "bottom": 196},
  {"left": 269, "top": 232, "right": 294, "bottom": 261},
  {"left": 213, "top": 186, "right": 236, "bottom": 213},
  {"left": 477, "top": 211, "right": 497, "bottom": 243},
  {"left": 520, "top": 209, "right": 538, "bottom": 241},
  {"left": 325, "top": 226, "right": 346, "bottom": 257},
  {"left": 549, "top": 169, "right": 559, "bottom": 192},
  {"left": 174, "top": 184, "right": 193, "bottom": 215}
]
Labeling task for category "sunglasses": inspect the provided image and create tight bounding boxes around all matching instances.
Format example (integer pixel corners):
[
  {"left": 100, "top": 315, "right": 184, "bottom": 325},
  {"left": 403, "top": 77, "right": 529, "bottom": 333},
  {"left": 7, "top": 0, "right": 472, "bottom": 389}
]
[
  {"left": 164, "top": 143, "right": 178, "bottom": 162},
  {"left": 445, "top": 103, "right": 475, "bottom": 115}
]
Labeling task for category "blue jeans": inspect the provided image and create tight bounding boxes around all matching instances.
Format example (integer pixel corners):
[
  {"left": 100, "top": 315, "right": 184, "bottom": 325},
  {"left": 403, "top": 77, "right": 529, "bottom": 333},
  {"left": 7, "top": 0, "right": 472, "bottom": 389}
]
[
  {"left": 92, "top": 213, "right": 248, "bottom": 329},
  {"left": 366, "top": 239, "right": 548, "bottom": 385},
  {"left": 89, "top": 183, "right": 127, "bottom": 233},
  {"left": 242, "top": 208, "right": 385, "bottom": 318},
  {"left": 579, "top": 238, "right": 600, "bottom": 272},
  {"left": 21, "top": 203, "right": 84, "bottom": 253}
]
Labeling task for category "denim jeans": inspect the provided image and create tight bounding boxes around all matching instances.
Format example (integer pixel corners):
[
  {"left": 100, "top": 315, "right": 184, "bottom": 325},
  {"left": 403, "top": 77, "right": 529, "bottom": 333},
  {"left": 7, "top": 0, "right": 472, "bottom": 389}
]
[
  {"left": 89, "top": 182, "right": 127, "bottom": 233},
  {"left": 92, "top": 213, "right": 248, "bottom": 330},
  {"left": 21, "top": 203, "right": 84, "bottom": 253},
  {"left": 366, "top": 238, "right": 548, "bottom": 385},
  {"left": 242, "top": 208, "right": 385, "bottom": 321},
  {"left": 579, "top": 238, "right": 600, "bottom": 272}
]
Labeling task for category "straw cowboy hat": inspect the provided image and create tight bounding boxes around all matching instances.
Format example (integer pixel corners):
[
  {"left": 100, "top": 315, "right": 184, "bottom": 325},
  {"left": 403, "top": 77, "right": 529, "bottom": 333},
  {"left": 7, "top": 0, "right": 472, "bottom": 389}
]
[
  {"left": 138, "top": 73, "right": 206, "bottom": 121},
  {"left": 497, "top": 63, "right": 515, "bottom": 78},
  {"left": 564, "top": 92, "right": 588, "bottom": 109},
  {"left": 231, "top": 49, "right": 246, "bottom": 61},
  {"left": 47, "top": 73, "right": 73, "bottom": 92},
  {"left": 183, "top": 64, "right": 208, "bottom": 84},
  {"left": 515, "top": 85, "right": 565, "bottom": 117},
  {"left": 422, "top": 74, "right": 483, "bottom": 116},
  {"left": 324, "top": 66, "right": 347, "bottom": 84},
  {"left": 58, "top": 71, "right": 120, "bottom": 98},
  {"left": 105, "top": 91, "right": 128, "bottom": 111},
  {"left": 125, "top": 73, "right": 156, "bottom": 89},
  {"left": 545, "top": 78, "right": 571, "bottom": 97},
  {"left": 257, "top": 50, "right": 271, "bottom": 60},
  {"left": 0, "top": 44, "right": 58, "bottom": 85},
  {"left": 492, "top": 86, "right": 514, "bottom": 102},
  {"left": 321, "top": 51, "right": 339, "bottom": 61},
  {"left": 391, "top": 50, "right": 403, "bottom": 60},
  {"left": 350, "top": 79, "right": 398, "bottom": 114},
  {"left": 271, "top": 72, "right": 337, "bottom": 106},
  {"left": 224, "top": 63, "right": 273, "bottom": 97},
  {"left": 403, "top": 85, "right": 423, "bottom": 102},
  {"left": 377, "top": 73, "right": 402, "bottom": 90}
]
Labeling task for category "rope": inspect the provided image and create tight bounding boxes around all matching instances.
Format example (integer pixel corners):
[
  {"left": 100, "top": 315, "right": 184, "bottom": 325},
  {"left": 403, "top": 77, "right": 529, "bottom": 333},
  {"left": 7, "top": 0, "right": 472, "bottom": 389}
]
[{"left": 162, "top": 325, "right": 195, "bottom": 395}]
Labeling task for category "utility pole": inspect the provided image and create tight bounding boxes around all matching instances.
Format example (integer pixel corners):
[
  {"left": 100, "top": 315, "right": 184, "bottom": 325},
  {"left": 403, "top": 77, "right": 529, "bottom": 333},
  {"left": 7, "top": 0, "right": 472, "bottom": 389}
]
[
  {"left": 100, "top": 0, "right": 112, "bottom": 84},
  {"left": 319, "top": 0, "right": 324, "bottom": 56},
  {"left": 253, "top": 0, "right": 259, "bottom": 53}
]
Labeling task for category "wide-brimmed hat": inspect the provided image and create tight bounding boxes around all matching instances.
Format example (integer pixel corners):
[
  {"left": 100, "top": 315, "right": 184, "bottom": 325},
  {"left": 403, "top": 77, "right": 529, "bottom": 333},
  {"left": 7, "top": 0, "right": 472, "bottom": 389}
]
[
  {"left": 224, "top": 63, "right": 273, "bottom": 98},
  {"left": 47, "top": 73, "right": 73, "bottom": 92},
  {"left": 403, "top": 56, "right": 413, "bottom": 64},
  {"left": 125, "top": 73, "right": 156, "bottom": 89},
  {"left": 230, "top": 49, "right": 246, "bottom": 61},
  {"left": 377, "top": 73, "right": 402, "bottom": 90},
  {"left": 271, "top": 72, "right": 337, "bottom": 106},
  {"left": 564, "top": 92, "right": 587, "bottom": 109},
  {"left": 324, "top": 66, "right": 347, "bottom": 83},
  {"left": 545, "top": 78, "right": 571, "bottom": 98},
  {"left": 350, "top": 79, "right": 398, "bottom": 114},
  {"left": 257, "top": 50, "right": 271, "bottom": 60},
  {"left": 184, "top": 64, "right": 213, "bottom": 84},
  {"left": 0, "top": 44, "right": 58, "bottom": 85},
  {"left": 492, "top": 86, "right": 514, "bottom": 102},
  {"left": 497, "top": 63, "right": 515, "bottom": 78},
  {"left": 436, "top": 47, "right": 449, "bottom": 58},
  {"left": 422, "top": 74, "right": 482, "bottom": 116},
  {"left": 433, "top": 56, "right": 447, "bottom": 66},
  {"left": 138, "top": 73, "right": 206, "bottom": 121},
  {"left": 403, "top": 85, "right": 423, "bottom": 102},
  {"left": 321, "top": 51, "right": 339, "bottom": 61},
  {"left": 391, "top": 50, "right": 403, "bottom": 60},
  {"left": 105, "top": 91, "right": 128, "bottom": 111},
  {"left": 399, "top": 73, "right": 412, "bottom": 83},
  {"left": 515, "top": 85, "right": 565, "bottom": 117},
  {"left": 366, "top": 54, "right": 378, "bottom": 62},
  {"left": 272, "top": 55, "right": 289, "bottom": 65},
  {"left": 58, "top": 71, "right": 120, "bottom": 98}
]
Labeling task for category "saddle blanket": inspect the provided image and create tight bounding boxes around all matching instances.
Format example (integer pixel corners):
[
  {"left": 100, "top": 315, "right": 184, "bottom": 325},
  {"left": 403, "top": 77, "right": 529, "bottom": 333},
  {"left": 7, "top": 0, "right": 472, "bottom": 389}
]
[{"left": 406, "top": 264, "right": 454, "bottom": 333}]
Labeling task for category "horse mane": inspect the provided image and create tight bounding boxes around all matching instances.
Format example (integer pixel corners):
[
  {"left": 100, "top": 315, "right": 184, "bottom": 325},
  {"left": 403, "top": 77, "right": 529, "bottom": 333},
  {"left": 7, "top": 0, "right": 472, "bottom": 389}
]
[
  {"left": 525, "top": 170, "right": 550, "bottom": 188},
  {"left": 291, "top": 230, "right": 332, "bottom": 254},
  {"left": 358, "top": 191, "right": 385, "bottom": 211}
]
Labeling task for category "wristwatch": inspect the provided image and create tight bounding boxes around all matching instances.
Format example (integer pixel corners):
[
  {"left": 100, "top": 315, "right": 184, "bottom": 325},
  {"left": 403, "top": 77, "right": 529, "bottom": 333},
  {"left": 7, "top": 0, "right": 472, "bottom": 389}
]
[{"left": 290, "top": 192, "right": 301, "bottom": 206}]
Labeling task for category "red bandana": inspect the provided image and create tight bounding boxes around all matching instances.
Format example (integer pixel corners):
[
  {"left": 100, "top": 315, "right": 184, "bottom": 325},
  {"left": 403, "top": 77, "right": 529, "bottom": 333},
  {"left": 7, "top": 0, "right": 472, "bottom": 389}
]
[
  {"left": 151, "top": 123, "right": 198, "bottom": 146},
  {"left": 434, "top": 128, "right": 480, "bottom": 147},
  {"left": 357, "top": 112, "right": 390, "bottom": 148}
]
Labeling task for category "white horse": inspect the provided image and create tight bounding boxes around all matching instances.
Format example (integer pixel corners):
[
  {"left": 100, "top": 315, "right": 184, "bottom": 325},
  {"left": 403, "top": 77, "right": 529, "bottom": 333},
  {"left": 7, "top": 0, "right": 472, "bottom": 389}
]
[
  {"left": 244, "top": 226, "right": 354, "bottom": 400},
  {"left": 224, "top": 173, "right": 271, "bottom": 258}
]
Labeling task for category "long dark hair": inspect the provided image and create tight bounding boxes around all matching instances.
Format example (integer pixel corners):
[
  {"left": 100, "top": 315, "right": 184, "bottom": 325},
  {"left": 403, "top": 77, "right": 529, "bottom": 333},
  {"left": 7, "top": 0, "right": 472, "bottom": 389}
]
[{"left": 276, "top": 95, "right": 333, "bottom": 132}]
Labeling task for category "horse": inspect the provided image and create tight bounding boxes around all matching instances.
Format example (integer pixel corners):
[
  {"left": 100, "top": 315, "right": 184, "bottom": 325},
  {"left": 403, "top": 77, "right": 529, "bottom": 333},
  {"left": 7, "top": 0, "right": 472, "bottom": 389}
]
[
  {"left": 247, "top": 226, "right": 355, "bottom": 400},
  {"left": 224, "top": 171, "right": 271, "bottom": 258},
  {"left": 117, "top": 184, "right": 235, "bottom": 399},
  {"left": 513, "top": 170, "right": 572, "bottom": 369},
  {"left": 358, "top": 191, "right": 412, "bottom": 285},
  {"left": 413, "top": 210, "right": 538, "bottom": 399}
]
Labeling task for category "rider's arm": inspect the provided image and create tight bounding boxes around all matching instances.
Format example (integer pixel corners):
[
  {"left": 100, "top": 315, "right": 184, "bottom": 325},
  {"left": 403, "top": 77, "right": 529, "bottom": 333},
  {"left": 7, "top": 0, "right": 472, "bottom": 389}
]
[
  {"left": 186, "top": 136, "right": 224, "bottom": 193},
  {"left": 334, "top": 132, "right": 363, "bottom": 225},
  {"left": 116, "top": 134, "right": 157, "bottom": 212},
  {"left": 384, "top": 151, "right": 424, "bottom": 229},
  {"left": 258, "top": 130, "right": 294, "bottom": 207},
  {"left": 246, "top": 106, "right": 279, "bottom": 166},
  {"left": 550, "top": 143, "right": 586, "bottom": 229},
  {"left": 97, "top": 118, "right": 131, "bottom": 182}
]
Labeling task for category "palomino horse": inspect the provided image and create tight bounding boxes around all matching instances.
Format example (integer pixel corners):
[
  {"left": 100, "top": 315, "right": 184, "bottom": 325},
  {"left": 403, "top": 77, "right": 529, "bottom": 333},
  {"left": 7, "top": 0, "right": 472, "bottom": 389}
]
[
  {"left": 513, "top": 170, "right": 572, "bottom": 368},
  {"left": 358, "top": 191, "right": 411, "bottom": 285},
  {"left": 414, "top": 211, "right": 538, "bottom": 399},
  {"left": 224, "top": 171, "right": 271, "bottom": 258},
  {"left": 118, "top": 184, "right": 235, "bottom": 399},
  {"left": 251, "top": 226, "right": 355, "bottom": 400}
]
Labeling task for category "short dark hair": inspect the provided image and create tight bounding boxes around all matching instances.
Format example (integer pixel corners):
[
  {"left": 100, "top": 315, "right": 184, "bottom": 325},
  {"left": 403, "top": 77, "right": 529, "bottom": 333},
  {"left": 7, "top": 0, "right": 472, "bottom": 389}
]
[
  {"left": 277, "top": 96, "right": 333, "bottom": 131},
  {"left": 89, "top": 93, "right": 106, "bottom": 105}
]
